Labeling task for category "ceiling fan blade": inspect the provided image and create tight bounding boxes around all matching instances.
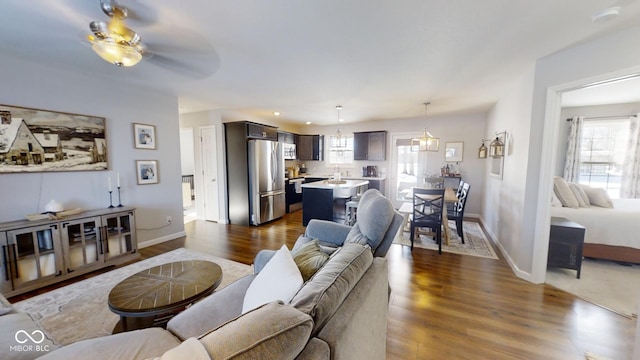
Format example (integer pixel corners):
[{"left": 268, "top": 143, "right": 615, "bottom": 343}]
[{"left": 144, "top": 52, "right": 220, "bottom": 80}]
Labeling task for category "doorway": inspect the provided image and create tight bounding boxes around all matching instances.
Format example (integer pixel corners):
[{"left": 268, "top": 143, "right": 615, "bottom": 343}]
[
  {"left": 180, "top": 128, "right": 197, "bottom": 223},
  {"left": 538, "top": 73, "right": 640, "bottom": 315},
  {"left": 389, "top": 132, "right": 427, "bottom": 208}
]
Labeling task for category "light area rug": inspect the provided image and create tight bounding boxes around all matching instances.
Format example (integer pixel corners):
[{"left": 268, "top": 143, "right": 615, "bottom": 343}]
[
  {"left": 394, "top": 220, "right": 498, "bottom": 260},
  {"left": 546, "top": 258, "right": 640, "bottom": 318},
  {"left": 13, "top": 248, "right": 253, "bottom": 345}
]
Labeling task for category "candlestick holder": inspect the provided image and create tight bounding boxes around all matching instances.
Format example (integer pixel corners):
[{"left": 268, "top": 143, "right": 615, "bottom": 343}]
[
  {"left": 108, "top": 190, "right": 114, "bottom": 208},
  {"left": 117, "top": 186, "right": 123, "bottom": 207}
]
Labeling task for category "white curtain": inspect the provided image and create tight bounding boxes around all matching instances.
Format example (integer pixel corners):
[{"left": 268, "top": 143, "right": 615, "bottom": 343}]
[
  {"left": 563, "top": 116, "right": 583, "bottom": 182},
  {"left": 621, "top": 115, "right": 640, "bottom": 198}
]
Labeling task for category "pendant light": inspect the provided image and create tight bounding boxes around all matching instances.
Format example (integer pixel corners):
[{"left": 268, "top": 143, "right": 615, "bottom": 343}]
[
  {"left": 334, "top": 105, "right": 347, "bottom": 148},
  {"left": 411, "top": 102, "right": 439, "bottom": 152}
]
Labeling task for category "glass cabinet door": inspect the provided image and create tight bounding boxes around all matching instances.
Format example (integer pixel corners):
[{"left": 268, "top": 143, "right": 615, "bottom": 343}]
[
  {"left": 0, "top": 232, "right": 12, "bottom": 293},
  {"left": 6, "top": 224, "right": 63, "bottom": 290},
  {"left": 103, "top": 212, "right": 136, "bottom": 261},
  {"left": 61, "top": 217, "right": 103, "bottom": 273}
]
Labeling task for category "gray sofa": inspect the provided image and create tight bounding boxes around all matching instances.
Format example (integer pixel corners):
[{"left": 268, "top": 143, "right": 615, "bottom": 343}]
[{"left": 2, "top": 189, "right": 402, "bottom": 360}]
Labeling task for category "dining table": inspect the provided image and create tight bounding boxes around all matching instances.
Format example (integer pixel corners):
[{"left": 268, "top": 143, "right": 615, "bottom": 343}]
[{"left": 398, "top": 187, "right": 459, "bottom": 246}]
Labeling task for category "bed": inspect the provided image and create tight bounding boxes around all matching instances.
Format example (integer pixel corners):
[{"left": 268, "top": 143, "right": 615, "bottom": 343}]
[{"left": 550, "top": 199, "right": 640, "bottom": 264}]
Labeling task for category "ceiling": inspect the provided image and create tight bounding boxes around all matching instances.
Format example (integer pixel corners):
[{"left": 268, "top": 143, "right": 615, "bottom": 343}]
[{"left": 1, "top": 0, "right": 639, "bottom": 125}]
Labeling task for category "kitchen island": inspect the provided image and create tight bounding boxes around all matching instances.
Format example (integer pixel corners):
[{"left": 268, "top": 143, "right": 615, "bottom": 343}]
[{"left": 301, "top": 179, "right": 369, "bottom": 226}]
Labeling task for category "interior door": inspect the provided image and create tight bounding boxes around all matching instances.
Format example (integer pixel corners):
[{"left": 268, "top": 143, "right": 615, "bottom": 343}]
[{"left": 200, "top": 126, "right": 220, "bottom": 222}]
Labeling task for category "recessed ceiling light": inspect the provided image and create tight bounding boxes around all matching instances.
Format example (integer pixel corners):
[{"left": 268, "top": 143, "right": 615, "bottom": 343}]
[
  {"left": 305, "top": 121, "right": 311, "bottom": 125},
  {"left": 592, "top": 6, "right": 621, "bottom": 22},
  {"left": 273, "top": 111, "right": 280, "bottom": 116}
]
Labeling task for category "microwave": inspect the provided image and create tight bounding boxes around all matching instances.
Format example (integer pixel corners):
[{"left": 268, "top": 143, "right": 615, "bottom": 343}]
[{"left": 283, "top": 143, "right": 296, "bottom": 160}]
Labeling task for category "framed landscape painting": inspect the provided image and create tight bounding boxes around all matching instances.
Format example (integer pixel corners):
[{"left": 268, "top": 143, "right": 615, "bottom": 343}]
[{"left": 0, "top": 104, "right": 107, "bottom": 173}]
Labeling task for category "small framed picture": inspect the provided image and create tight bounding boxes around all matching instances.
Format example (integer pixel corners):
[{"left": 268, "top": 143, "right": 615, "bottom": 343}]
[
  {"left": 133, "top": 123, "right": 157, "bottom": 149},
  {"left": 136, "top": 160, "right": 159, "bottom": 185},
  {"left": 445, "top": 141, "right": 464, "bottom": 162}
]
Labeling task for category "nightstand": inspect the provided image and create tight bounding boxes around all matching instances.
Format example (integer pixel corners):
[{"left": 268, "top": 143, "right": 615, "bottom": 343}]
[{"left": 548, "top": 217, "right": 586, "bottom": 279}]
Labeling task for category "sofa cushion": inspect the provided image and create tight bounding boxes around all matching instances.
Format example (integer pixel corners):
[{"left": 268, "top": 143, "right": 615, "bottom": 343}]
[
  {"left": 553, "top": 176, "right": 579, "bottom": 208},
  {"left": 242, "top": 245, "right": 303, "bottom": 314},
  {"left": 148, "top": 338, "right": 210, "bottom": 360},
  {"left": 198, "top": 301, "right": 312, "bottom": 360},
  {"left": 0, "top": 312, "right": 58, "bottom": 360},
  {"left": 36, "top": 327, "right": 179, "bottom": 360},
  {"left": 289, "top": 243, "right": 373, "bottom": 335},
  {"left": 344, "top": 189, "right": 395, "bottom": 250},
  {"left": 0, "top": 293, "right": 13, "bottom": 316},
  {"left": 291, "top": 239, "right": 330, "bottom": 281}
]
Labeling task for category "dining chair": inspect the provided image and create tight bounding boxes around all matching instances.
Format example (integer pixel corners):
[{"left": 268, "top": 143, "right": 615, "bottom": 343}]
[
  {"left": 410, "top": 187, "right": 445, "bottom": 253},
  {"left": 447, "top": 180, "right": 466, "bottom": 212},
  {"left": 447, "top": 182, "right": 470, "bottom": 243}
]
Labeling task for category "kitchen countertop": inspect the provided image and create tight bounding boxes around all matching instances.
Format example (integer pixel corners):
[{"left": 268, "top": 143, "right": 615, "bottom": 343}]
[
  {"left": 301, "top": 179, "right": 369, "bottom": 189},
  {"left": 288, "top": 174, "right": 385, "bottom": 181}
]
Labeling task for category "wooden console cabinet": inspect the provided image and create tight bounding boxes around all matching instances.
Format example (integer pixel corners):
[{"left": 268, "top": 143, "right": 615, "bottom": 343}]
[
  {"left": 0, "top": 207, "right": 138, "bottom": 297},
  {"left": 548, "top": 217, "right": 585, "bottom": 279}
]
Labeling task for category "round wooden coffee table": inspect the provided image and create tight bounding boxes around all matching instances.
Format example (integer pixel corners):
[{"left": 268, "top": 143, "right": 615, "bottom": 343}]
[{"left": 108, "top": 260, "right": 222, "bottom": 333}]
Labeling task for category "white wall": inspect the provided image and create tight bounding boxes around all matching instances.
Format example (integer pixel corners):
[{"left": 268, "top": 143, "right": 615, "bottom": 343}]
[
  {"left": 481, "top": 64, "right": 536, "bottom": 277},
  {"left": 0, "top": 55, "right": 185, "bottom": 247},
  {"left": 180, "top": 128, "right": 195, "bottom": 175},
  {"left": 304, "top": 113, "right": 487, "bottom": 216}
]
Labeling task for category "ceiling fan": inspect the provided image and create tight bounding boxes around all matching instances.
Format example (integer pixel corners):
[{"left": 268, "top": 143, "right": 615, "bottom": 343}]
[
  {"left": 87, "top": 0, "right": 145, "bottom": 67},
  {"left": 85, "top": 0, "right": 219, "bottom": 79}
]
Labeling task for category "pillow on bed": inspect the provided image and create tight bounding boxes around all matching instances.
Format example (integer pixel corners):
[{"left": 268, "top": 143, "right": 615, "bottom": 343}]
[
  {"left": 551, "top": 192, "right": 562, "bottom": 207},
  {"left": 553, "top": 177, "right": 579, "bottom": 208},
  {"left": 569, "top": 183, "right": 589, "bottom": 207},
  {"left": 579, "top": 184, "right": 613, "bottom": 208}
]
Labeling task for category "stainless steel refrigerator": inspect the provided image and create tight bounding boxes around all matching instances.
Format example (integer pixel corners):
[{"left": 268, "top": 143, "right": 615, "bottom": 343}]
[{"left": 248, "top": 139, "right": 285, "bottom": 225}]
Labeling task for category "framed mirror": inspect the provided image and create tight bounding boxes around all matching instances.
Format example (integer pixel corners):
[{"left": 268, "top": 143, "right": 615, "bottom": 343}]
[{"left": 445, "top": 141, "right": 463, "bottom": 162}]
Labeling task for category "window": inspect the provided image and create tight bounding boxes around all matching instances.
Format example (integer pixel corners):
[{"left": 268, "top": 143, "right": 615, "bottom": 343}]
[
  {"left": 578, "top": 119, "right": 630, "bottom": 198},
  {"left": 327, "top": 135, "right": 353, "bottom": 164}
]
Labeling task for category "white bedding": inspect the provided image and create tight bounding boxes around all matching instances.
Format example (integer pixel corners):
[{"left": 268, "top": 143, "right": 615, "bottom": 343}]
[{"left": 550, "top": 199, "right": 640, "bottom": 250}]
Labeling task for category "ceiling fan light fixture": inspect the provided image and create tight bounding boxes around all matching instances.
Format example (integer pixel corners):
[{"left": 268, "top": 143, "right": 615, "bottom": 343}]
[{"left": 91, "top": 39, "right": 142, "bottom": 67}]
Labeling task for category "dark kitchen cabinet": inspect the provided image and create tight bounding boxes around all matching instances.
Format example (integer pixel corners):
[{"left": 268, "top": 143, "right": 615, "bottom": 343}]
[
  {"left": 297, "top": 135, "right": 324, "bottom": 161},
  {"left": 354, "top": 131, "right": 387, "bottom": 161},
  {"left": 278, "top": 131, "right": 296, "bottom": 144},
  {"left": 246, "top": 122, "right": 277, "bottom": 140}
]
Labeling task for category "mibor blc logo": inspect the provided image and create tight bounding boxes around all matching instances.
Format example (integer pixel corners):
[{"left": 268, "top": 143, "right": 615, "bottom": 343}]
[{"left": 10, "top": 330, "right": 50, "bottom": 353}]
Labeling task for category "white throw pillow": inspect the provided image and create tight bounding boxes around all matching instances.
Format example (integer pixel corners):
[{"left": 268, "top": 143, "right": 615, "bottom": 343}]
[
  {"left": 551, "top": 192, "right": 562, "bottom": 207},
  {"left": 579, "top": 185, "right": 614, "bottom": 208},
  {"left": 569, "top": 183, "right": 588, "bottom": 208},
  {"left": 242, "top": 245, "right": 303, "bottom": 314},
  {"left": 553, "top": 176, "right": 579, "bottom": 208}
]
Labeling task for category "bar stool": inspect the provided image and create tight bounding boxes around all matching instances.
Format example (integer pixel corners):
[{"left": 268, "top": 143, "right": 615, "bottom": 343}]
[{"left": 345, "top": 198, "right": 359, "bottom": 226}]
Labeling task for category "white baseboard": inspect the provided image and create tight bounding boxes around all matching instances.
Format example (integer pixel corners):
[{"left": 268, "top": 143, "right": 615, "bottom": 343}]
[
  {"left": 478, "top": 216, "right": 535, "bottom": 283},
  {"left": 138, "top": 231, "right": 186, "bottom": 249}
]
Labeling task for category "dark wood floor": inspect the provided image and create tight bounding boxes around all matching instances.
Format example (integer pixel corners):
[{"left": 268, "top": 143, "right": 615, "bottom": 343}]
[{"left": 10, "top": 210, "right": 636, "bottom": 359}]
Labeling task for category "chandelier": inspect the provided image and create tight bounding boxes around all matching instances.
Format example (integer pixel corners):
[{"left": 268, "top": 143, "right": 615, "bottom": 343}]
[{"left": 411, "top": 102, "right": 439, "bottom": 152}]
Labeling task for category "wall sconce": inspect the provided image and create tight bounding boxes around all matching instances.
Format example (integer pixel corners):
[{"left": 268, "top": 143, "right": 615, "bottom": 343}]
[
  {"left": 478, "top": 142, "right": 488, "bottom": 159},
  {"left": 478, "top": 131, "right": 507, "bottom": 158}
]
